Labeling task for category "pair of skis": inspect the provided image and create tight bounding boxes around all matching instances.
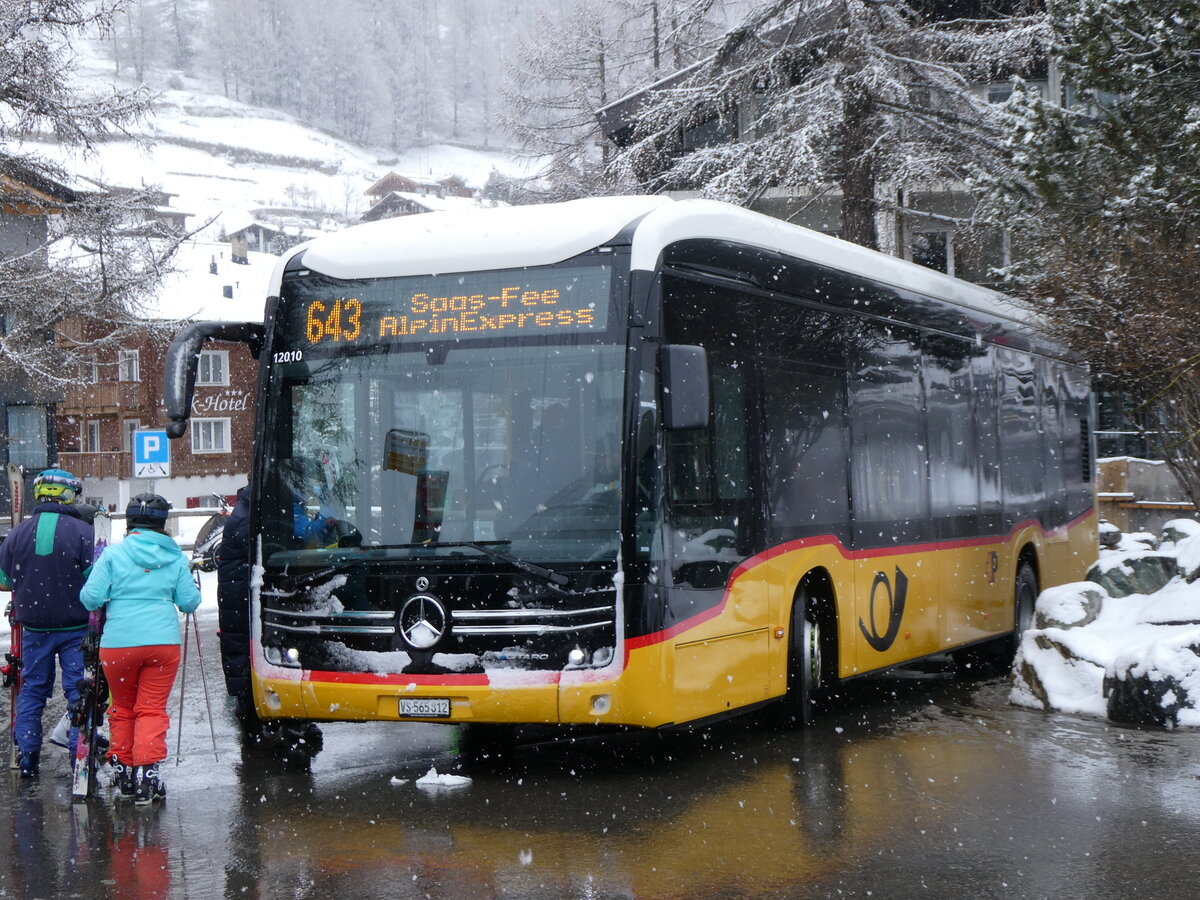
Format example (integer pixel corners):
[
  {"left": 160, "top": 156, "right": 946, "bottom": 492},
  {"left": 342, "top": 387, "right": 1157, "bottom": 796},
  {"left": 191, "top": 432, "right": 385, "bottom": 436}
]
[
  {"left": 72, "top": 507, "right": 111, "bottom": 801},
  {"left": 4, "top": 464, "right": 22, "bottom": 770}
]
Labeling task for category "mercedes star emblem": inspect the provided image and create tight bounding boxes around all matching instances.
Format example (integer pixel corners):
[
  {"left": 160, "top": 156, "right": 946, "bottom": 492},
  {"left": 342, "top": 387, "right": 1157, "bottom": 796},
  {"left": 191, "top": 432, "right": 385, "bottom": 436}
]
[{"left": 399, "top": 594, "right": 447, "bottom": 650}]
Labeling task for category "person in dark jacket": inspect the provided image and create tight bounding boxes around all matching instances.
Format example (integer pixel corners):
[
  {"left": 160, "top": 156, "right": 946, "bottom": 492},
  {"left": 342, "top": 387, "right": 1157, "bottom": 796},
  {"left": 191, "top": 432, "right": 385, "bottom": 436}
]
[
  {"left": 217, "top": 484, "right": 323, "bottom": 762},
  {"left": 215, "top": 485, "right": 255, "bottom": 724},
  {"left": 0, "top": 469, "right": 94, "bottom": 777}
]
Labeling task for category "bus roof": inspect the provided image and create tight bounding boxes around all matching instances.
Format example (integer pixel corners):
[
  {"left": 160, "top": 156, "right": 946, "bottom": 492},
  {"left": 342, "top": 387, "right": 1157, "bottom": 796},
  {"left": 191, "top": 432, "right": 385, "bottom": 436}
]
[
  {"left": 289, "top": 195, "right": 1032, "bottom": 329},
  {"left": 292, "top": 195, "right": 670, "bottom": 281}
]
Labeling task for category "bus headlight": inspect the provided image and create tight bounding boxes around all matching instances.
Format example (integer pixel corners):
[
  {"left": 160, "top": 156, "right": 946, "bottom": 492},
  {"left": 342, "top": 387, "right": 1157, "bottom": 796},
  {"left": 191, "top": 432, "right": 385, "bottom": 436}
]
[
  {"left": 264, "top": 646, "right": 302, "bottom": 668},
  {"left": 567, "top": 647, "right": 587, "bottom": 667}
]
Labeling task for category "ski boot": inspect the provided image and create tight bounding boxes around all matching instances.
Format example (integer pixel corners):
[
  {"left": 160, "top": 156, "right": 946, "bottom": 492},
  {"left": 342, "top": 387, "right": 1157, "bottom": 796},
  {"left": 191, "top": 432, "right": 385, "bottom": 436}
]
[
  {"left": 17, "top": 749, "right": 39, "bottom": 778},
  {"left": 49, "top": 712, "right": 71, "bottom": 749},
  {"left": 133, "top": 763, "right": 166, "bottom": 805},
  {"left": 113, "top": 759, "right": 136, "bottom": 799}
]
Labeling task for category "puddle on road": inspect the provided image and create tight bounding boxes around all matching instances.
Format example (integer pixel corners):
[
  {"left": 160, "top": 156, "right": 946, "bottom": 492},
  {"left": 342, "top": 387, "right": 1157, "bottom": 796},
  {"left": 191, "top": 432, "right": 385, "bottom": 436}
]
[{"left": 5, "top": 671, "right": 1200, "bottom": 899}]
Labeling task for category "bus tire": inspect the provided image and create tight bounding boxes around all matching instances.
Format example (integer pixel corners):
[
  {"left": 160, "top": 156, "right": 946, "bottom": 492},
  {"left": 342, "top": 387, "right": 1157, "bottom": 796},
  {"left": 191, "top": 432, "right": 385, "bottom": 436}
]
[
  {"left": 782, "top": 581, "right": 834, "bottom": 727},
  {"left": 953, "top": 561, "right": 1039, "bottom": 676},
  {"left": 1013, "top": 561, "right": 1038, "bottom": 647}
]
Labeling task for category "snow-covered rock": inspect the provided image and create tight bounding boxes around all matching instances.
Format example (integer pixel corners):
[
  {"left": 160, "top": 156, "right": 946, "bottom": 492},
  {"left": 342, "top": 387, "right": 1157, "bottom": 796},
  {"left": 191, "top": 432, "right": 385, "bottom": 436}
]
[
  {"left": 1160, "top": 518, "right": 1200, "bottom": 549},
  {"left": 1033, "top": 582, "right": 1106, "bottom": 630},
  {"left": 1087, "top": 550, "right": 1176, "bottom": 598},
  {"left": 1012, "top": 518, "right": 1200, "bottom": 728},
  {"left": 1105, "top": 628, "right": 1200, "bottom": 728},
  {"left": 1098, "top": 519, "right": 1122, "bottom": 549}
]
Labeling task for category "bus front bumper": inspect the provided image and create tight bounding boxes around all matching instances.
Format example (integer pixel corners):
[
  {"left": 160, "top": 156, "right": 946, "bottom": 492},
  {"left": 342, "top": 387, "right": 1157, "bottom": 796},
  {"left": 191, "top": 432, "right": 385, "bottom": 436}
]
[{"left": 251, "top": 662, "right": 670, "bottom": 728}]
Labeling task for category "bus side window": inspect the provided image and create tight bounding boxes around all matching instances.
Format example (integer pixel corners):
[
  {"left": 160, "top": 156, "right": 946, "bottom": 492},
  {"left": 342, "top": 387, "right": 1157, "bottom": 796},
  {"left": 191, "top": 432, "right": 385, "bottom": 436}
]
[
  {"left": 848, "top": 325, "right": 930, "bottom": 546},
  {"left": 665, "top": 360, "right": 752, "bottom": 587},
  {"left": 923, "top": 335, "right": 982, "bottom": 540},
  {"left": 998, "top": 346, "right": 1043, "bottom": 527},
  {"left": 662, "top": 275, "right": 754, "bottom": 589},
  {"left": 763, "top": 366, "right": 850, "bottom": 544}
]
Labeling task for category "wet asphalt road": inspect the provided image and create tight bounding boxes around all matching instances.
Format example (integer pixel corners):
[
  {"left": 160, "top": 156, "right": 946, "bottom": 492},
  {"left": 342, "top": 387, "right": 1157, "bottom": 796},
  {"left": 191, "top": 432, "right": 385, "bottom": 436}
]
[{"left": 3, "top": 607, "right": 1200, "bottom": 900}]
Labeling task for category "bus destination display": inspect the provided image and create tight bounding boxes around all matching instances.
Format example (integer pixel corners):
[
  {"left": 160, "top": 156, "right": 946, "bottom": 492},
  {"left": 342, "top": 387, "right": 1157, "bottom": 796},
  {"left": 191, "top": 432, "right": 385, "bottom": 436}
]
[{"left": 298, "top": 264, "right": 611, "bottom": 347}]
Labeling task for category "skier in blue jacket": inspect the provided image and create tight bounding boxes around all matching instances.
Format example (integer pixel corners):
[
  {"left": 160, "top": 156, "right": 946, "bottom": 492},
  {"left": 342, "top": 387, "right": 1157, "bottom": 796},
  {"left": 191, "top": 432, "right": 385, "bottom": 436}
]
[
  {"left": 80, "top": 493, "right": 200, "bottom": 803},
  {"left": 0, "top": 469, "right": 93, "bottom": 777}
]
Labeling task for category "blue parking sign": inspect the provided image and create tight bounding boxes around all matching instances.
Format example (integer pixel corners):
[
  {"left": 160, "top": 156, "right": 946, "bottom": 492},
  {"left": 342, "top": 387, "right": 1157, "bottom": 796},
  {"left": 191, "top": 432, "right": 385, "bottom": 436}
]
[{"left": 133, "top": 429, "right": 171, "bottom": 477}]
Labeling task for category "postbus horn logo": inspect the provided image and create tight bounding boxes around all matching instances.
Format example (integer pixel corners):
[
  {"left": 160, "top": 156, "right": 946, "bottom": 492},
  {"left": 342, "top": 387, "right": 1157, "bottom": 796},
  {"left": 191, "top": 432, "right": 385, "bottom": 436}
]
[{"left": 859, "top": 567, "right": 909, "bottom": 653}]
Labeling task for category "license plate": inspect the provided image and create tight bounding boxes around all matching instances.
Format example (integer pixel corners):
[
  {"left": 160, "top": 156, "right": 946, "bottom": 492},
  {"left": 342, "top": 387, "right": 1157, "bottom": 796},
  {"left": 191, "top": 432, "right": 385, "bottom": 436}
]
[{"left": 399, "top": 697, "right": 450, "bottom": 718}]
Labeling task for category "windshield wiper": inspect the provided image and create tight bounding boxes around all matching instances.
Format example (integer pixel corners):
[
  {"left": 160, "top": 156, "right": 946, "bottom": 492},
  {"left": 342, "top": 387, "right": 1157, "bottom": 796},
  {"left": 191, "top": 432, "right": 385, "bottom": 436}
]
[
  {"left": 279, "top": 561, "right": 360, "bottom": 590},
  {"left": 450, "top": 541, "right": 575, "bottom": 592},
  {"left": 274, "top": 541, "right": 575, "bottom": 593}
]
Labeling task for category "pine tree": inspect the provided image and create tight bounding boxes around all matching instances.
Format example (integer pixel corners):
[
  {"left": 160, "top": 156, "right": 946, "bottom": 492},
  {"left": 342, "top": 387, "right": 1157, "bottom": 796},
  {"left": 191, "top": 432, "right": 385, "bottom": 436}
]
[
  {"left": 0, "top": 0, "right": 184, "bottom": 385},
  {"left": 976, "top": 0, "right": 1200, "bottom": 505},
  {"left": 609, "top": 0, "right": 1047, "bottom": 250}
]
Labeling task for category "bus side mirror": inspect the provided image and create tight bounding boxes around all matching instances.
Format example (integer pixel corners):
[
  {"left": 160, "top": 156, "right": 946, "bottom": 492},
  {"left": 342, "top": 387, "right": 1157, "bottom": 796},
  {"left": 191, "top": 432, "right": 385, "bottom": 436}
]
[
  {"left": 661, "top": 344, "right": 710, "bottom": 431},
  {"left": 163, "top": 321, "right": 265, "bottom": 439}
]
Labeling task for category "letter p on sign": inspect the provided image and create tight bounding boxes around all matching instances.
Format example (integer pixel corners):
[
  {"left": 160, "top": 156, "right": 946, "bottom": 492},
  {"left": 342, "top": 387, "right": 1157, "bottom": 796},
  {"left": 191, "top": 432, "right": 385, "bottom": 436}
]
[{"left": 133, "top": 429, "right": 171, "bottom": 477}]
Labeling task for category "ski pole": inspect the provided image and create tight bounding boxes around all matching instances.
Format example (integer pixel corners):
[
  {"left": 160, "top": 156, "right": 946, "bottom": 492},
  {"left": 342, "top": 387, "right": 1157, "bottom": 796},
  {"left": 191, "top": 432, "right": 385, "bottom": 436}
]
[
  {"left": 175, "top": 615, "right": 189, "bottom": 766},
  {"left": 189, "top": 614, "right": 220, "bottom": 762}
]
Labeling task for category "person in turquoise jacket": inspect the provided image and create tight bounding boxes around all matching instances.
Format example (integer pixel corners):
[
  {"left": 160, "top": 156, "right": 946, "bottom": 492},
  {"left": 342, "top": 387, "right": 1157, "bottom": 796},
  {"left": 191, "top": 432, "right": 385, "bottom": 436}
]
[{"left": 80, "top": 493, "right": 201, "bottom": 804}]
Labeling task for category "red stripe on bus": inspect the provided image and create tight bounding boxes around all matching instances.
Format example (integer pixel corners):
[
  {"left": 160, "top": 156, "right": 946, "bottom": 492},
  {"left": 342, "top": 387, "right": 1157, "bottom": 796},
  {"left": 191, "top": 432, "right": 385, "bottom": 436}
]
[{"left": 625, "top": 508, "right": 1095, "bottom": 657}]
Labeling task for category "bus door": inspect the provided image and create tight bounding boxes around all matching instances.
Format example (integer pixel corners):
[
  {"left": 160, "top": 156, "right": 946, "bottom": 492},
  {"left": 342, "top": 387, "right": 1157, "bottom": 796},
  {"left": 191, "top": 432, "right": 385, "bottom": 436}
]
[
  {"left": 760, "top": 362, "right": 852, "bottom": 687},
  {"left": 661, "top": 277, "right": 766, "bottom": 720}
]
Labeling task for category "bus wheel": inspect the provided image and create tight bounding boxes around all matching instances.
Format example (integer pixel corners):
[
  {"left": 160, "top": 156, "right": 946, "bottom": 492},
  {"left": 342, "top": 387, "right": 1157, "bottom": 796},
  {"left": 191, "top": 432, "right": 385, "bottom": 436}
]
[
  {"left": 1014, "top": 562, "right": 1038, "bottom": 645},
  {"left": 783, "top": 583, "right": 833, "bottom": 727},
  {"left": 956, "top": 561, "right": 1039, "bottom": 676}
]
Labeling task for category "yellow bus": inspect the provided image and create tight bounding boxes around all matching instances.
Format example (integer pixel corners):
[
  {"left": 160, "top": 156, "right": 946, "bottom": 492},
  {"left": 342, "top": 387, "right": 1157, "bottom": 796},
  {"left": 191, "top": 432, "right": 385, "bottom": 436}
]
[{"left": 164, "top": 196, "right": 1095, "bottom": 736}]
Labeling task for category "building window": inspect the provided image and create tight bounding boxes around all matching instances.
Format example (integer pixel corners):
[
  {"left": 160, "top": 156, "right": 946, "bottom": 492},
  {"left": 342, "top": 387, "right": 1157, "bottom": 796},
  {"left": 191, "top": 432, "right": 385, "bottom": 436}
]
[
  {"left": 987, "top": 81, "right": 1044, "bottom": 104},
  {"left": 987, "top": 83, "right": 1014, "bottom": 104},
  {"left": 6, "top": 406, "right": 48, "bottom": 469},
  {"left": 910, "top": 231, "right": 952, "bottom": 275},
  {"left": 197, "top": 350, "right": 229, "bottom": 386},
  {"left": 84, "top": 355, "right": 99, "bottom": 384},
  {"left": 191, "top": 418, "right": 231, "bottom": 454},
  {"left": 83, "top": 420, "right": 101, "bottom": 454},
  {"left": 118, "top": 350, "right": 140, "bottom": 382},
  {"left": 123, "top": 419, "right": 141, "bottom": 452}
]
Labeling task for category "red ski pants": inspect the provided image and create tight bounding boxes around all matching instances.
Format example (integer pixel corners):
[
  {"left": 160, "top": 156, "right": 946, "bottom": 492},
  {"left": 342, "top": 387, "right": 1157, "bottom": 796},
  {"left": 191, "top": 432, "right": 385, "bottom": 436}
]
[{"left": 100, "top": 645, "right": 181, "bottom": 766}]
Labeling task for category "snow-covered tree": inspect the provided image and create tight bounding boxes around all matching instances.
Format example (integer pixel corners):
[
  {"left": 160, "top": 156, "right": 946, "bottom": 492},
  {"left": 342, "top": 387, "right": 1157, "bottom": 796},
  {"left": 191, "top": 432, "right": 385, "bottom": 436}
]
[
  {"left": 500, "top": 0, "right": 735, "bottom": 201},
  {"left": 500, "top": 2, "right": 635, "bottom": 200},
  {"left": 0, "top": 0, "right": 184, "bottom": 385},
  {"left": 610, "top": 0, "right": 1048, "bottom": 250},
  {"left": 976, "top": 0, "right": 1200, "bottom": 505}
]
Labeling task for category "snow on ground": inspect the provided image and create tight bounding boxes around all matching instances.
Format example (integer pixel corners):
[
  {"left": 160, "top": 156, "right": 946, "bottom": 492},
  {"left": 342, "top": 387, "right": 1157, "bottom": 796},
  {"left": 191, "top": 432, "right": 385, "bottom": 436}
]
[{"left": 1012, "top": 518, "right": 1200, "bottom": 727}]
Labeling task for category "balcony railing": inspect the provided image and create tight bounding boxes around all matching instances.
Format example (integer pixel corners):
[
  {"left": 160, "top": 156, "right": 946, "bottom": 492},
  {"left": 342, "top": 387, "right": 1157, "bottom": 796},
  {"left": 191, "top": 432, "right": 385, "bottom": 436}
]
[
  {"left": 59, "top": 383, "right": 122, "bottom": 416},
  {"left": 57, "top": 451, "right": 131, "bottom": 481}
]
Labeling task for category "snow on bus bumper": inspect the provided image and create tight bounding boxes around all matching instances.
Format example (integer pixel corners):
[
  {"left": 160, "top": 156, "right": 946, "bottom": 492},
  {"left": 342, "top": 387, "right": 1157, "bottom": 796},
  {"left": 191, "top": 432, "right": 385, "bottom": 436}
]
[{"left": 250, "top": 642, "right": 675, "bottom": 727}]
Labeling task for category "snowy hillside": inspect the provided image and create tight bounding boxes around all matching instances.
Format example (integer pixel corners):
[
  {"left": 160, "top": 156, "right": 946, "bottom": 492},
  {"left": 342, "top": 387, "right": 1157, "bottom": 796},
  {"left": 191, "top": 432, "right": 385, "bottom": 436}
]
[{"left": 28, "top": 34, "right": 535, "bottom": 321}]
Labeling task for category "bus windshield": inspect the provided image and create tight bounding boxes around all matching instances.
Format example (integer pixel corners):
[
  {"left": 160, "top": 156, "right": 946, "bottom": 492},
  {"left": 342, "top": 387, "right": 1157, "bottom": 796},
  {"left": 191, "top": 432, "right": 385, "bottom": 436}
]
[{"left": 260, "top": 340, "right": 627, "bottom": 567}]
